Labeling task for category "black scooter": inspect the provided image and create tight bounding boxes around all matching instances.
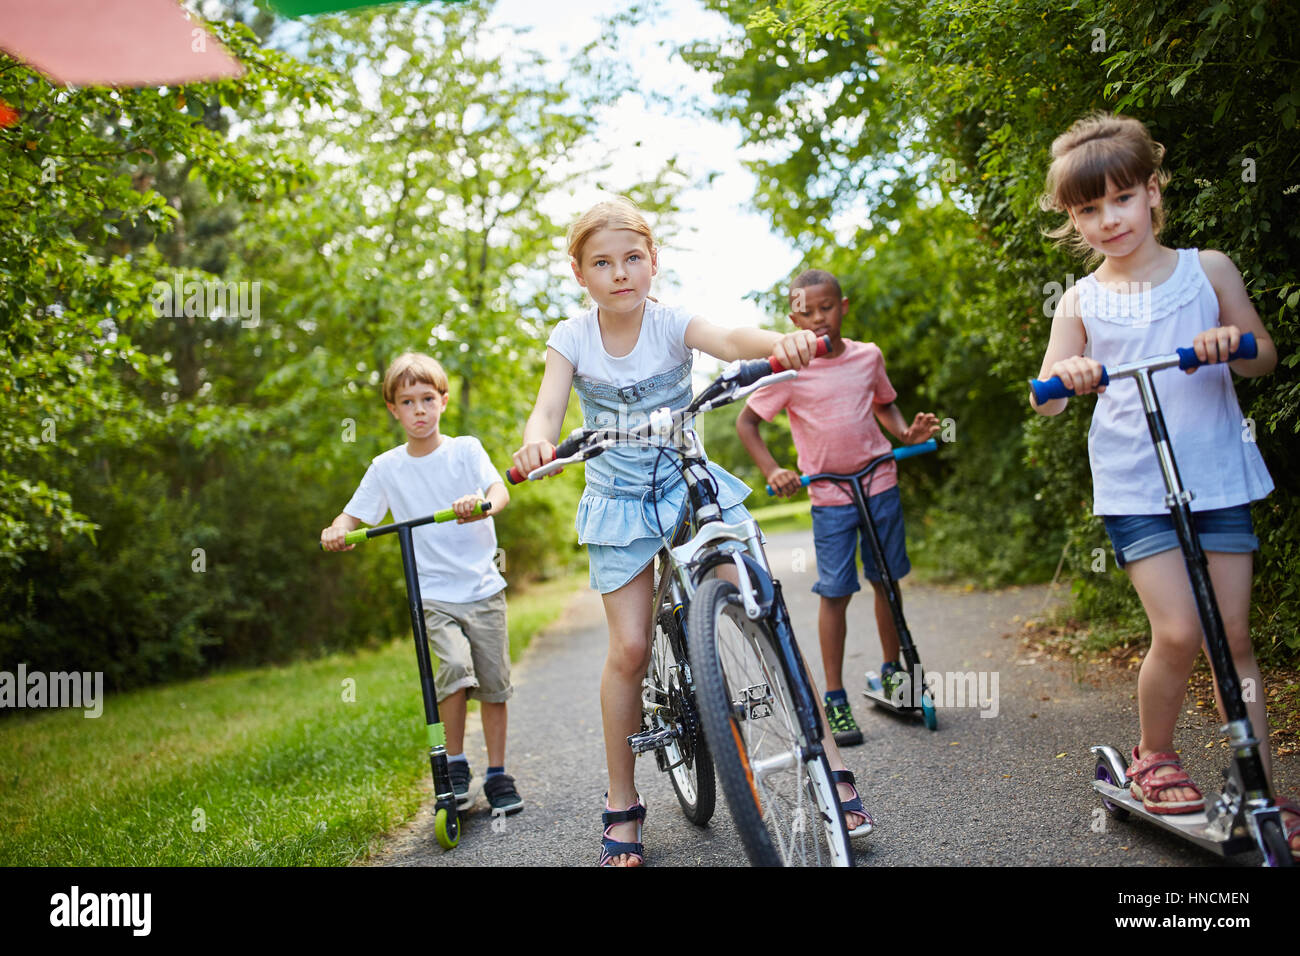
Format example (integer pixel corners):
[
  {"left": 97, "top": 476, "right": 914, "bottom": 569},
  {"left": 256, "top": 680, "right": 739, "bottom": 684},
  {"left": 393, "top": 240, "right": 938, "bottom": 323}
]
[
  {"left": 320, "top": 500, "right": 491, "bottom": 850},
  {"left": 1031, "top": 331, "right": 1294, "bottom": 866},
  {"left": 769, "top": 439, "right": 940, "bottom": 730}
]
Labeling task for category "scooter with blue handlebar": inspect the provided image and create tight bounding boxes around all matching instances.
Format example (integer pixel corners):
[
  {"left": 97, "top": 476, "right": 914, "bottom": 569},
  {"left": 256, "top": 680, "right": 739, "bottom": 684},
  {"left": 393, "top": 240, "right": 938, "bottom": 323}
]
[
  {"left": 768, "top": 439, "right": 941, "bottom": 732},
  {"left": 1031, "top": 331, "right": 1293, "bottom": 865}
]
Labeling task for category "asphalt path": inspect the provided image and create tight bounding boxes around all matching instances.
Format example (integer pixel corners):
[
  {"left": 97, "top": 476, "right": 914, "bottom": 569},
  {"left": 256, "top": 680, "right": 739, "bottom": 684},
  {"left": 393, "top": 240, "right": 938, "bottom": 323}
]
[{"left": 370, "top": 528, "right": 1298, "bottom": 868}]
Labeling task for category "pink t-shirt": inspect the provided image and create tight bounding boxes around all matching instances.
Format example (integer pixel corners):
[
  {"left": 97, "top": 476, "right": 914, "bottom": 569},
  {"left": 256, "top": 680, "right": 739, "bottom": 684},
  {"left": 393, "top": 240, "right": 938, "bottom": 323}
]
[{"left": 746, "top": 339, "right": 899, "bottom": 507}]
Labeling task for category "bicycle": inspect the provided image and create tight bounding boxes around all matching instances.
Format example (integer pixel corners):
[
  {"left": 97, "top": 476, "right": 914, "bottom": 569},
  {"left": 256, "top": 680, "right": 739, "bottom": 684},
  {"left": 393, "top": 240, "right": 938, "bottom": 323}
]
[{"left": 508, "top": 336, "right": 856, "bottom": 866}]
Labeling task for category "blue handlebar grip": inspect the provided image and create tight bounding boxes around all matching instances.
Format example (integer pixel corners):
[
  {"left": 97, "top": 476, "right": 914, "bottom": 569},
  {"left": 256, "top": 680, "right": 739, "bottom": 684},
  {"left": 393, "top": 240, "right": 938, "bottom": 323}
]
[
  {"left": 1029, "top": 368, "right": 1111, "bottom": 404},
  {"left": 765, "top": 475, "right": 812, "bottom": 496},
  {"left": 1176, "top": 331, "right": 1257, "bottom": 370},
  {"left": 892, "top": 438, "right": 938, "bottom": 461}
]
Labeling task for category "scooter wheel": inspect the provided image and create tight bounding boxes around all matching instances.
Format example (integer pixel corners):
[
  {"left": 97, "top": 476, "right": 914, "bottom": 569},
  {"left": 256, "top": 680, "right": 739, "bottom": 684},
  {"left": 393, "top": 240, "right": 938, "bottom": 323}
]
[
  {"left": 1094, "top": 760, "right": 1130, "bottom": 820},
  {"left": 921, "top": 691, "right": 938, "bottom": 731},
  {"left": 434, "top": 806, "right": 460, "bottom": 850},
  {"left": 1259, "top": 816, "right": 1294, "bottom": 867}
]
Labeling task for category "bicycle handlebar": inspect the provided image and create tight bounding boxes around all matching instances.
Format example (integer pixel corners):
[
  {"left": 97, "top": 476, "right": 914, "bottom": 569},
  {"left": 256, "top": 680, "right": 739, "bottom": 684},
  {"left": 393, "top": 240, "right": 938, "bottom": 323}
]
[
  {"left": 1028, "top": 332, "right": 1258, "bottom": 404},
  {"left": 506, "top": 335, "right": 832, "bottom": 484},
  {"left": 765, "top": 439, "right": 938, "bottom": 495},
  {"left": 319, "top": 500, "right": 492, "bottom": 550}
]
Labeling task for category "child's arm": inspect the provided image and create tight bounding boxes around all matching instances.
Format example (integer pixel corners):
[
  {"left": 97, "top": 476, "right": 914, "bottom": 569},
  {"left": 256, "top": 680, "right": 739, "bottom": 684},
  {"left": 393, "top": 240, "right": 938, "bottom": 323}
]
[
  {"left": 513, "top": 347, "right": 576, "bottom": 476},
  {"left": 1031, "top": 284, "right": 1102, "bottom": 416},
  {"left": 451, "top": 481, "right": 509, "bottom": 523},
  {"left": 321, "top": 512, "right": 362, "bottom": 551},
  {"left": 684, "top": 318, "right": 818, "bottom": 369},
  {"left": 1196, "top": 250, "right": 1278, "bottom": 377},
  {"left": 736, "top": 405, "right": 802, "bottom": 497},
  {"left": 874, "top": 404, "right": 941, "bottom": 445}
]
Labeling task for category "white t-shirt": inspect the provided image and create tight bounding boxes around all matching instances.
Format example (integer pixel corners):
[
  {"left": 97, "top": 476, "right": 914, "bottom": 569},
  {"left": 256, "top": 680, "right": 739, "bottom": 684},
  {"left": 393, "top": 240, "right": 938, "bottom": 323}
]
[
  {"left": 548, "top": 300, "right": 695, "bottom": 384},
  {"left": 344, "top": 436, "right": 506, "bottom": 604}
]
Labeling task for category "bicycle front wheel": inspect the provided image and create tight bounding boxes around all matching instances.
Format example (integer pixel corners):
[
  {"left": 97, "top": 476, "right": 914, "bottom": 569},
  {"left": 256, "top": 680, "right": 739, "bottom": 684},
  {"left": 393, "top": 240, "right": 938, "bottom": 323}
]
[{"left": 688, "top": 578, "right": 854, "bottom": 867}]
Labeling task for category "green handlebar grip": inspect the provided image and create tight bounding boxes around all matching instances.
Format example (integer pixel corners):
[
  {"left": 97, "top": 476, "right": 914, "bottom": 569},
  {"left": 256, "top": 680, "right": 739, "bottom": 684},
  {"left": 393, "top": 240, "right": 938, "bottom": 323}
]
[{"left": 344, "top": 529, "right": 368, "bottom": 545}]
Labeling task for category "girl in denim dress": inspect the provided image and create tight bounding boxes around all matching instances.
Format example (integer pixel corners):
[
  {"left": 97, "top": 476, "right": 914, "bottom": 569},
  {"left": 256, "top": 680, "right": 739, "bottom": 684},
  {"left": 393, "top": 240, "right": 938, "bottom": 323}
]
[{"left": 513, "top": 197, "right": 871, "bottom": 865}]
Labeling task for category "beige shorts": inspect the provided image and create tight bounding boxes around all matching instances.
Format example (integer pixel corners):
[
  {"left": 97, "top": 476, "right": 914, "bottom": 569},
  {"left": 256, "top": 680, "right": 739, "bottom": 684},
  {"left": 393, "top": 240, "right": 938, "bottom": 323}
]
[{"left": 421, "top": 589, "right": 512, "bottom": 703}]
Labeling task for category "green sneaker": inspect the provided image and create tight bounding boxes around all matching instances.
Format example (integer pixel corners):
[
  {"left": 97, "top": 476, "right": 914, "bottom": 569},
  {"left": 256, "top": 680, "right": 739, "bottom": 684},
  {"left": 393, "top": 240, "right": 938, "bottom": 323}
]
[{"left": 824, "top": 696, "right": 864, "bottom": 746}]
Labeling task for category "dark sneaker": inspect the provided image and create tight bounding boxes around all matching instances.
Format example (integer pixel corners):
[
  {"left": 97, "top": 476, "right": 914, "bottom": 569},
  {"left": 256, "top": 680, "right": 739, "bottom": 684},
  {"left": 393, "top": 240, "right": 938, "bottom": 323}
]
[
  {"left": 483, "top": 773, "right": 524, "bottom": 816},
  {"left": 824, "top": 697, "right": 863, "bottom": 747},
  {"left": 449, "top": 760, "right": 473, "bottom": 809}
]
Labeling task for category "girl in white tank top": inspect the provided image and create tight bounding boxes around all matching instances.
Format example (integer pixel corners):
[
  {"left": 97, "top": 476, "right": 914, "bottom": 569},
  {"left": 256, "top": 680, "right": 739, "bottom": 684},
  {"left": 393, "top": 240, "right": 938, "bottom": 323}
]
[{"left": 1030, "top": 113, "right": 1294, "bottom": 851}]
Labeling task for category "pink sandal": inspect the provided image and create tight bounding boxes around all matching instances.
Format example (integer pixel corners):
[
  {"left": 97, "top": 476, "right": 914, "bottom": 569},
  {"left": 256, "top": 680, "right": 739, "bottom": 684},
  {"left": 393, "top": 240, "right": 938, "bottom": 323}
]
[{"left": 1126, "top": 747, "right": 1204, "bottom": 814}]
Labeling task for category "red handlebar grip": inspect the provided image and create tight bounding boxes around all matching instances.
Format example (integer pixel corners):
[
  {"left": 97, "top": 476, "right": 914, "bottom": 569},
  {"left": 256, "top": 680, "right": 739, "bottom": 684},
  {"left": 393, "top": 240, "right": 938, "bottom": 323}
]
[
  {"left": 767, "top": 334, "right": 832, "bottom": 372},
  {"left": 507, "top": 450, "right": 557, "bottom": 485}
]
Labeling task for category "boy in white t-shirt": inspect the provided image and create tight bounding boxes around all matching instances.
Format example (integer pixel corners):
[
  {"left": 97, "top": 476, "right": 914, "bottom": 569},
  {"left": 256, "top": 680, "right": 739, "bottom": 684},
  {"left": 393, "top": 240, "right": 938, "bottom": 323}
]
[{"left": 321, "top": 352, "right": 521, "bottom": 816}]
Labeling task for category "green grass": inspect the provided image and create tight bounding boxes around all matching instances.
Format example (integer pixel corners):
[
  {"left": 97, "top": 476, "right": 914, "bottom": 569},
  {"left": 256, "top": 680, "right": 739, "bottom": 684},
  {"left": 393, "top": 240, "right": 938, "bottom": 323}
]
[
  {"left": 0, "top": 571, "right": 584, "bottom": 866},
  {"left": 747, "top": 499, "right": 814, "bottom": 537}
]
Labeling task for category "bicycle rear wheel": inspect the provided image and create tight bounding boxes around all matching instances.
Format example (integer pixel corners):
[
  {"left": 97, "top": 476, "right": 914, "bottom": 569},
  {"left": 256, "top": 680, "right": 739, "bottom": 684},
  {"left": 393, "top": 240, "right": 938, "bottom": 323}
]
[
  {"left": 688, "top": 578, "right": 854, "bottom": 866},
  {"left": 646, "top": 609, "right": 716, "bottom": 825}
]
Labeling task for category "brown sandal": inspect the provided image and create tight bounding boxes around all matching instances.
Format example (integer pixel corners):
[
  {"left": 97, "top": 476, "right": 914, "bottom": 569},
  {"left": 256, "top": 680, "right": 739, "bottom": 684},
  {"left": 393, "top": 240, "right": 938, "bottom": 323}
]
[{"left": 1126, "top": 747, "right": 1205, "bottom": 815}]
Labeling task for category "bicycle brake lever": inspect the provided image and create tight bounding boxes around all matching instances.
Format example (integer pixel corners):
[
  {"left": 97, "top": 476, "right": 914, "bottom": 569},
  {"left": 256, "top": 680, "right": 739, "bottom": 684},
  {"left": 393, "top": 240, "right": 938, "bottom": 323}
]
[{"left": 731, "top": 369, "right": 798, "bottom": 404}]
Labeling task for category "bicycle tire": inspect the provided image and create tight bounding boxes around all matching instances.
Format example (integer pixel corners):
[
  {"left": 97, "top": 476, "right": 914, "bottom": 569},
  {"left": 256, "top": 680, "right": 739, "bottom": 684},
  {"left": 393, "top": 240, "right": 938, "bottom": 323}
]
[
  {"left": 647, "top": 608, "right": 716, "bottom": 825},
  {"left": 688, "top": 577, "right": 854, "bottom": 866}
]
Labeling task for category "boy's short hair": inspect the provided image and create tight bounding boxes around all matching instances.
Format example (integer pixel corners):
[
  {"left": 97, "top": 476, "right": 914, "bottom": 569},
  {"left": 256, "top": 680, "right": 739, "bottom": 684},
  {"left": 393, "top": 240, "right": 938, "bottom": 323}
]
[
  {"left": 383, "top": 352, "right": 450, "bottom": 404},
  {"left": 790, "top": 269, "right": 844, "bottom": 302}
]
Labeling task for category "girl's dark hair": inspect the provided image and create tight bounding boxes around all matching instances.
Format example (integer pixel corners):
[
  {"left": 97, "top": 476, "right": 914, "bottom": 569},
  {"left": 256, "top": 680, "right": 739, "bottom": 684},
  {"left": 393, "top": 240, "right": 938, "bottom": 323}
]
[{"left": 1040, "top": 112, "right": 1170, "bottom": 264}]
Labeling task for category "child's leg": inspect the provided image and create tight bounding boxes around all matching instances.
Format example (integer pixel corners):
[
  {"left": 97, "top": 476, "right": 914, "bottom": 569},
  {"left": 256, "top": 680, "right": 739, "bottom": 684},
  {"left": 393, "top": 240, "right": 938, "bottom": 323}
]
[
  {"left": 870, "top": 581, "right": 901, "bottom": 665},
  {"left": 441, "top": 688, "right": 469, "bottom": 754},
  {"left": 816, "top": 695, "right": 870, "bottom": 830},
  {"left": 481, "top": 702, "right": 506, "bottom": 769},
  {"left": 599, "top": 563, "right": 655, "bottom": 866},
  {"left": 1126, "top": 550, "right": 1208, "bottom": 804},
  {"left": 818, "top": 594, "right": 852, "bottom": 692}
]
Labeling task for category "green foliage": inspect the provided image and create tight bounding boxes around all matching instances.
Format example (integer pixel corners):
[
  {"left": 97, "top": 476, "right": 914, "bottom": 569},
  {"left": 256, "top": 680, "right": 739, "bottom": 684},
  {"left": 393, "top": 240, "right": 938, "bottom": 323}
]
[
  {"left": 1, "top": 2, "right": 675, "bottom": 688},
  {"left": 689, "top": 0, "right": 1300, "bottom": 655}
]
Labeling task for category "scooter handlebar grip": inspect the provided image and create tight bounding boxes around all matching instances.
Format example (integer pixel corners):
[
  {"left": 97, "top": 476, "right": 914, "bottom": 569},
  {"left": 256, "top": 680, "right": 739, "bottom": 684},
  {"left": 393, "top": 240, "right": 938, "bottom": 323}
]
[
  {"left": 1176, "top": 331, "right": 1257, "bottom": 370},
  {"left": 893, "top": 438, "right": 938, "bottom": 460},
  {"left": 765, "top": 475, "right": 812, "bottom": 496},
  {"left": 1029, "top": 368, "right": 1110, "bottom": 403}
]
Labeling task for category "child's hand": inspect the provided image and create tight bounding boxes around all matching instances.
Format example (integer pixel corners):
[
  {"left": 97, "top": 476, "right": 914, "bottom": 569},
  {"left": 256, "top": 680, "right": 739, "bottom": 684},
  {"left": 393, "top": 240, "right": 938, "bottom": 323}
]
[
  {"left": 766, "top": 467, "right": 803, "bottom": 499},
  {"left": 771, "top": 330, "right": 819, "bottom": 370},
  {"left": 512, "top": 439, "right": 559, "bottom": 480},
  {"left": 1046, "top": 356, "right": 1107, "bottom": 395},
  {"left": 452, "top": 493, "right": 487, "bottom": 523},
  {"left": 321, "top": 526, "right": 353, "bottom": 552},
  {"left": 903, "top": 412, "right": 941, "bottom": 444},
  {"left": 1186, "top": 325, "right": 1241, "bottom": 373}
]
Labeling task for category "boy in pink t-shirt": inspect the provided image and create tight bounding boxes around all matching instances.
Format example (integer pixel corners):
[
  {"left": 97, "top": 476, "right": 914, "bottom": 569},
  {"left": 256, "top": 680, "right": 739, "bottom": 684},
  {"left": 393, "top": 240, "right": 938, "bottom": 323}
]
[{"left": 737, "top": 269, "right": 939, "bottom": 745}]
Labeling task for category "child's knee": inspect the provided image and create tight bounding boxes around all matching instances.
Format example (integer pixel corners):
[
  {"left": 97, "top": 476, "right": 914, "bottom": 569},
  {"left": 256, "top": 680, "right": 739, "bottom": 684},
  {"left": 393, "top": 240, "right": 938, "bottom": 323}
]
[
  {"left": 1151, "top": 622, "right": 1203, "bottom": 659},
  {"left": 607, "top": 629, "right": 651, "bottom": 675}
]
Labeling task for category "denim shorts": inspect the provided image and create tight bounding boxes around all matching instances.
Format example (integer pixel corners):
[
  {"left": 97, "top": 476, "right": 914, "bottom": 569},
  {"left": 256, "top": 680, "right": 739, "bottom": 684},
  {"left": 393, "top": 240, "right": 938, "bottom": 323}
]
[
  {"left": 1102, "top": 504, "right": 1258, "bottom": 568},
  {"left": 810, "top": 485, "right": 911, "bottom": 597}
]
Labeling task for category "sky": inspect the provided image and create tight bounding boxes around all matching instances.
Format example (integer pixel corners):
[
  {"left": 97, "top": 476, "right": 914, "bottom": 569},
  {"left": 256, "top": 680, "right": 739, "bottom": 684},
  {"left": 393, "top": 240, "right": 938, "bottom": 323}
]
[{"left": 485, "top": 0, "right": 802, "bottom": 339}]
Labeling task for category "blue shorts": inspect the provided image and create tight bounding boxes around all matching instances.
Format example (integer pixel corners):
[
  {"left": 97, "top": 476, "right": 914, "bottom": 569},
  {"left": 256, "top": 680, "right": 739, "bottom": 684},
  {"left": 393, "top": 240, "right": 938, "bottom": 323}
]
[
  {"left": 1102, "top": 504, "right": 1258, "bottom": 568},
  {"left": 810, "top": 485, "right": 911, "bottom": 597}
]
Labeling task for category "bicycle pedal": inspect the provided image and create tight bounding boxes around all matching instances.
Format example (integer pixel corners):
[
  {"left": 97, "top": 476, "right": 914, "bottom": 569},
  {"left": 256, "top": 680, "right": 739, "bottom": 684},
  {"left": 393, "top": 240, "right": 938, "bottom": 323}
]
[
  {"left": 627, "top": 727, "right": 678, "bottom": 754},
  {"left": 731, "top": 682, "right": 773, "bottom": 720}
]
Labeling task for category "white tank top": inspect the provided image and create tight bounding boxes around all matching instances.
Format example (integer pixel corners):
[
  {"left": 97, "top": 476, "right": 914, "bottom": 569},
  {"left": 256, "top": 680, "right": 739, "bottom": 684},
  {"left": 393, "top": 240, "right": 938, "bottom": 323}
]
[{"left": 1078, "top": 248, "right": 1273, "bottom": 515}]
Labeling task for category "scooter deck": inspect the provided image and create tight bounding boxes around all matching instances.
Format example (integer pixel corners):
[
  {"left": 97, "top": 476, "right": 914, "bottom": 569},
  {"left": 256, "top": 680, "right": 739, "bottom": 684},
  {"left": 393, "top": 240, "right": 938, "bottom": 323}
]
[
  {"left": 1092, "top": 780, "right": 1256, "bottom": 857},
  {"left": 863, "top": 671, "right": 924, "bottom": 715}
]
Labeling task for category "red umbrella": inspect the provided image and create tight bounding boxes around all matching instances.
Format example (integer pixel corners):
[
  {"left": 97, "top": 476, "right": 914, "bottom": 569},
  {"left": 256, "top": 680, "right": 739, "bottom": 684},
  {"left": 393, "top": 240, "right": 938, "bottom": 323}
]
[{"left": 0, "top": 0, "right": 242, "bottom": 87}]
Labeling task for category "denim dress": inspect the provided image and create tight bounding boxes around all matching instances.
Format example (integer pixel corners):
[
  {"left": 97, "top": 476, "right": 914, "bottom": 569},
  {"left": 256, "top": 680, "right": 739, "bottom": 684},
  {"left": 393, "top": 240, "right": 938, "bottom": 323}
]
[{"left": 573, "top": 357, "right": 753, "bottom": 593}]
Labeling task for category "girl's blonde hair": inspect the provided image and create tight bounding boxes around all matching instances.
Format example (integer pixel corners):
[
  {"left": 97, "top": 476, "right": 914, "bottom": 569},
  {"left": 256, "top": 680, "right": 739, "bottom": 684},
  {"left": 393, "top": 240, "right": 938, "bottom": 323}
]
[
  {"left": 566, "top": 196, "right": 657, "bottom": 264},
  {"left": 1040, "top": 112, "right": 1171, "bottom": 263}
]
